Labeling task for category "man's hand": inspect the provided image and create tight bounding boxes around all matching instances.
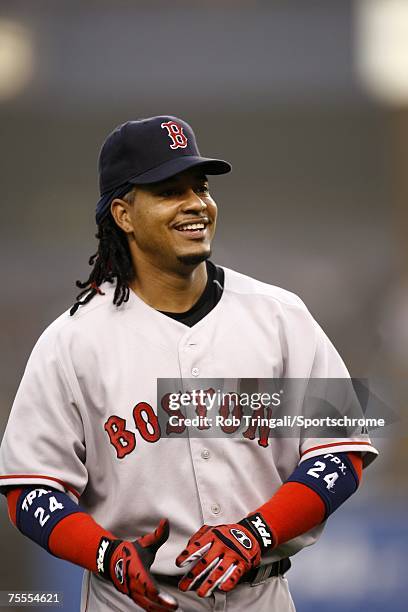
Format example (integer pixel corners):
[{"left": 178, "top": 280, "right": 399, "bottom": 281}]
[
  {"left": 97, "top": 518, "right": 178, "bottom": 611},
  {"left": 175, "top": 522, "right": 262, "bottom": 598}
]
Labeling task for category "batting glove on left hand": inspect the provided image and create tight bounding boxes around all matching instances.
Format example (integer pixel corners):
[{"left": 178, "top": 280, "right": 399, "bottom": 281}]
[
  {"left": 97, "top": 518, "right": 178, "bottom": 611},
  {"left": 175, "top": 513, "right": 274, "bottom": 598}
]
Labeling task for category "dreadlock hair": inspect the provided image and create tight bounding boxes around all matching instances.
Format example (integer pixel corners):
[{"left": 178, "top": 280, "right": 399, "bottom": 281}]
[{"left": 70, "top": 188, "right": 136, "bottom": 316}]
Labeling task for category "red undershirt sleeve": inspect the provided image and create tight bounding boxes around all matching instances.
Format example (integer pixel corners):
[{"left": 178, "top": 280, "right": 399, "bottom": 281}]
[{"left": 48, "top": 512, "right": 115, "bottom": 572}]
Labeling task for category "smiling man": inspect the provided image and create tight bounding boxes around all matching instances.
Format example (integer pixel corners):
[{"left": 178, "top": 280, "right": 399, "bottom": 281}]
[
  {"left": 0, "top": 116, "right": 378, "bottom": 611},
  {"left": 110, "top": 168, "right": 217, "bottom": 314}
]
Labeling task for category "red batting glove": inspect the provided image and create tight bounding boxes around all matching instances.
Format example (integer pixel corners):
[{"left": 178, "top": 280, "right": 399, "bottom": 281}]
[
  {"left": 97, "top": 518, "right": 178, "bottom": 611},
  {"left": 175, "top": 523, "right": 262, "bottom": 598}
]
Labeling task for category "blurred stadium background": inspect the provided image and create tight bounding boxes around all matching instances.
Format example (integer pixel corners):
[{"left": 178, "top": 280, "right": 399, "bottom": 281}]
[{"left": 0, "top": 0, "right": 407, "bottom": 610}]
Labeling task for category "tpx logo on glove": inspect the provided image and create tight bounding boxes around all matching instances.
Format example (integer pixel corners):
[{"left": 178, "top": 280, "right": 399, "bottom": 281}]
[
  {"left": 230, "top": 528, "right": 253, "bottom": 549},
  {"left": 97, "top": 538, "right": 110, "bottom": 574},
  {"left": 248, "top": 514, "right": 272, "bottom": 549}
]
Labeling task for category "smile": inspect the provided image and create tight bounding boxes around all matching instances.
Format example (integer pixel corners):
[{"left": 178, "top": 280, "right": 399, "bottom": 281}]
[
  {"left": 173, "top": 218, "right": 210, "bottom": 239},
  {"left": 173, "top": 223, "right": 208, "bottom": 240},
  {"left": 176, "top": 222, "right": 205, "bottom": 232}
]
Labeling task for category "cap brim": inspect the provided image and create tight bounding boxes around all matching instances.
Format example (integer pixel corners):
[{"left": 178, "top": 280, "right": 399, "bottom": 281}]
[{"left": 127, "top": 155, "right": 231, "bottom": 185}]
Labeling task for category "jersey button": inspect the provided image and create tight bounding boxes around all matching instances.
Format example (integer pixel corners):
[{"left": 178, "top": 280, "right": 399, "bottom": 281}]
[
  {"left": 191, "top": 367, "right": 199, "bottom": 377},
  {"left": 211, "top": 504, "right": 221, "bottom": 515},
  {"left": 201, "top": 449, "right": 210, "bottom": 460}
]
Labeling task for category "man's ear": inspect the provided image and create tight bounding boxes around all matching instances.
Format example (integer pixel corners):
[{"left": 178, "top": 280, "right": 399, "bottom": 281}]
[{"left": 110, "top": 198, "right": 134, "bottom": 234}]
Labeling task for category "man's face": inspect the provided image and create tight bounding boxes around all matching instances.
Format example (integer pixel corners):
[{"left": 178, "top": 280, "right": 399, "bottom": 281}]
[{"left": 117, "top": 168, "right": 218, "bottom": 272}]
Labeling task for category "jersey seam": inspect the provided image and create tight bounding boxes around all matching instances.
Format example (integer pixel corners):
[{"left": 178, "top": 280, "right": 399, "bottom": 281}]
[
  {"left": 221, "top": 268, "right": 307, "bottom": 312},
  {"left": 223, "top": 286, "right": 306, "bottom": 311},
  {"left": 53, "top": 334, "right": 85, "bottom": 422},
  {"left": 44, "top": 284, "right": 117, "bottom": 338},
  {"left": 0, "top": 475, "right": 80, "bottom": 499},
  {"left": 47, "top": 336, "right": 87, "bottom": 495}
]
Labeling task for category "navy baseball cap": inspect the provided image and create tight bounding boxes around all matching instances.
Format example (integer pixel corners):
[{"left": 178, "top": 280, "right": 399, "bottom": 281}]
[{"left": 95, "top": 116, "right": 231, "bottom": 223}]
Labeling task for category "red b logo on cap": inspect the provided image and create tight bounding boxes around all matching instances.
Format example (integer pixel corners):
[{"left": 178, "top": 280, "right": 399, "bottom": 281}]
[{"left": 161, "top": 121, "right": 188, "bottom": 149}]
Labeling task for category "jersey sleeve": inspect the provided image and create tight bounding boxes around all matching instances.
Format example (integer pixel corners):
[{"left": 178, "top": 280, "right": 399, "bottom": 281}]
[
  {"left": 0, "top": 324, "right": 87, "bottom": 501},
  {"left": 298, "top": 316, "right": 378, "bottom": 468}
]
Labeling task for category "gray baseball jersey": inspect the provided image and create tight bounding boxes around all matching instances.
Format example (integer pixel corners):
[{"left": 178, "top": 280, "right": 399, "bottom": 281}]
[{"left": 0, "top": 266, "right": 378, "bottom": 611}]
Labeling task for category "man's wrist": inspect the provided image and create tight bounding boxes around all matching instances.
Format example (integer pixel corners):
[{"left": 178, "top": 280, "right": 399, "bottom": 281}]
[
  {"left": 238, "top": 513, "right": 275, "bottom": 553},
  {"left": 96, "top": 536, "right": 121, "bottom": 580}
]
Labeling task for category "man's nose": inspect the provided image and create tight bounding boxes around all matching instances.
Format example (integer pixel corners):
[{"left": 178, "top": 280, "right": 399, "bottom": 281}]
[{"left": 181, "top": 188, "right": 207, "bottom": 212}]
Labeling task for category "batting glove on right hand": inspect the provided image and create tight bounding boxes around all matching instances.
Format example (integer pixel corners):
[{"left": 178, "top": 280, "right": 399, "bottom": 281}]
[
  {"left": 97, "top": 518, "right": 178, "bottom": 611},
  {"left": 175, "top": 522, "right": 261, "bottom": 597}
]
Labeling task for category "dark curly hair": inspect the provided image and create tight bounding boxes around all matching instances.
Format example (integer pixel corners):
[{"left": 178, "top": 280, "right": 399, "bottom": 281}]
[{"left": 70, "top": 188, "right": 136, "bottom": 316}]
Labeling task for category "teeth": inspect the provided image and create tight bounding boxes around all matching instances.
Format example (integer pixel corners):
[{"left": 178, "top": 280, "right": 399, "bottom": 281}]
[{"left": 178, "top": 223, "right": 205, "bottom": 231}]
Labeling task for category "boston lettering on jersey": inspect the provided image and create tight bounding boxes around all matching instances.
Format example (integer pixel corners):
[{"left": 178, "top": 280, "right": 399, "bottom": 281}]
[{"left": 106, "top": 395, "right": 284, "bottom": 458}]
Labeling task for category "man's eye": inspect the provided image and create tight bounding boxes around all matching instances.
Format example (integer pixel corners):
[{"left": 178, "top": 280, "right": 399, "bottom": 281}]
[
  {"left": 160, "top": 189, "right": 179, "bottom": 198},
  {"left": 196, "top": 184, "right": 210, "bottom": 195}
]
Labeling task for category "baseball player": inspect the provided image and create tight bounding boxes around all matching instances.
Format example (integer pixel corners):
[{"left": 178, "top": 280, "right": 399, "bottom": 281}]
[{"left": 0, "top": 116, "right": 378, "bottom": 611}]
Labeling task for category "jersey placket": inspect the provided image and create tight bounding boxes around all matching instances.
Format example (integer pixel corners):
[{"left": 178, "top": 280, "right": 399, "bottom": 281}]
[{"left": 177, "top": 329, "right": 225, "bottom": 525}]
